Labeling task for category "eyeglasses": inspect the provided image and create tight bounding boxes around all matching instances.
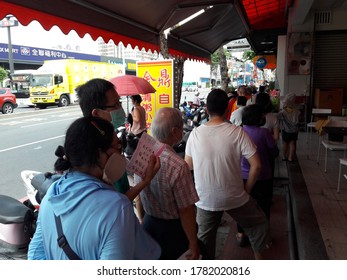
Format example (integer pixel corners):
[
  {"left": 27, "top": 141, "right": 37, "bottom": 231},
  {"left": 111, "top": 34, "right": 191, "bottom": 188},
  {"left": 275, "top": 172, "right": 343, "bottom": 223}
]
[{"left": 99, "top": 100, "right": 121, "bottom": 110}]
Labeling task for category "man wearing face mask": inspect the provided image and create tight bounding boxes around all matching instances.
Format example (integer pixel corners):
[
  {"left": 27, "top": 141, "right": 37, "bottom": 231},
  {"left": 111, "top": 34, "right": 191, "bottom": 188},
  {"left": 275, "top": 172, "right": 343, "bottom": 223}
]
[
  {"left": 76, "top": 78, "right": 158, "bottom": 203},
  {"left": 134, "top": 107, "right": 201, "bottom": 260}
]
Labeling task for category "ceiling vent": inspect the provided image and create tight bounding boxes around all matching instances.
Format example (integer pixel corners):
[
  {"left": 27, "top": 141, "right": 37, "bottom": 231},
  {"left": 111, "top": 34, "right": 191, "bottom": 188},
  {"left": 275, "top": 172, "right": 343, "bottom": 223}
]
[{"left": 315, "top": 11, "right": 332, "bottom": 25}]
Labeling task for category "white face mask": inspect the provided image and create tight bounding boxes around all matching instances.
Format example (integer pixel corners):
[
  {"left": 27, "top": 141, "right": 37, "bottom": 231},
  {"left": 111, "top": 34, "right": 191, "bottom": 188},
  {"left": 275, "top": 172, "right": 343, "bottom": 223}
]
[{"left": 103, "top": 152, "right": 126, "bottom": 184}]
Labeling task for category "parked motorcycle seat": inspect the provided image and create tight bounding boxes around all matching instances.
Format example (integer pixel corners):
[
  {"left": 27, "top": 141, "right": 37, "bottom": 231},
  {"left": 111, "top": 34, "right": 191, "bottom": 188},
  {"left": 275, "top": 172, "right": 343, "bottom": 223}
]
[{"left": 0, "top": 195, "right": 32, "bottom": 224}]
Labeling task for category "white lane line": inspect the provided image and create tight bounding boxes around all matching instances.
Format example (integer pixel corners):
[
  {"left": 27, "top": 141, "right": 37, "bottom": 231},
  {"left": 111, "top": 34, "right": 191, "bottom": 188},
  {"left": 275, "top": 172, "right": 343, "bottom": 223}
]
[
  {"left": 20, "top": 117, "right": 78, "bottom": 128},
  {"left": 0, "top": 108, "right": 82, "bottom": 123},
  {"left": 0, "top": 135, "right": 65, "bottom": 153}
]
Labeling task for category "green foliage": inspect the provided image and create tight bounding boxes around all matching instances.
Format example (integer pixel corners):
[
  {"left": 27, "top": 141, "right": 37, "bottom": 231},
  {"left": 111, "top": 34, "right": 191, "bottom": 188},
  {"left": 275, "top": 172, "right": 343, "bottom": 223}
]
[
  {"left": 225, "top": 49, "right": 232, "bottom": 59},
  {"left": 271, "top": 96, "right": 279, "bottom": 113},
  {"left": 211, "top": 48, "right": 231, "bottom": 65},
  {"left": 211, "top": 52, "right": 219, "bottom": 65},
  {"left": 0, "top": 67, "right": 8, "bottom": 82},
  {"left": 242, "top": 50, "right": 255, "bottom": 61}
]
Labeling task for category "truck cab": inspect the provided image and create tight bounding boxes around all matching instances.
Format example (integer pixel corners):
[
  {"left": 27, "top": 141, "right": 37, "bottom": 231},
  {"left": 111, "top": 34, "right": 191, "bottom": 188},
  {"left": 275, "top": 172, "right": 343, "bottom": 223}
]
[{"left": 30, "top": 73, "right": 71, "bottom": 109}]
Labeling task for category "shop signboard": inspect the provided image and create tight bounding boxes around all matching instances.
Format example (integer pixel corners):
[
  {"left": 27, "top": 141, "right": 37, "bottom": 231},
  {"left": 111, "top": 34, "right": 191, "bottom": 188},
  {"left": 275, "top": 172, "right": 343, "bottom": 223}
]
[{"left": 137, "top": 60, "right": 174, "bottom": 129}]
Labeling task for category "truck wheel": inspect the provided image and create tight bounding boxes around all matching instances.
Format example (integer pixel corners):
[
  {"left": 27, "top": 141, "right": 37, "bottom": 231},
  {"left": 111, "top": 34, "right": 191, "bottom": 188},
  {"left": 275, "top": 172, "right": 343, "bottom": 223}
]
[
  {"left": 37, "top": 104, "right": 47, "bottom": 109},
  {"left": 2, "top": 102, "right": 14, "bottom": 114},
  {"left": 58, "top": 95, "right": 69, "bottom": 107}
]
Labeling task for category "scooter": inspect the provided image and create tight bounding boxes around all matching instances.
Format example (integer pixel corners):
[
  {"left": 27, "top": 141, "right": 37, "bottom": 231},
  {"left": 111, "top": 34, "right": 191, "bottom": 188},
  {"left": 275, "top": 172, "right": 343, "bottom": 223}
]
[
  {"left": 180, "top": 99, "right": 208, "bottom": 128},
  {"left": 116, "top": 126, "right": 139, "bottom": 160},
  {"left": 0, "top": 170, "right": 60, "bottom": 259},
  {"left": 0, "top": 128, "right": 140, "bottom": 260}
]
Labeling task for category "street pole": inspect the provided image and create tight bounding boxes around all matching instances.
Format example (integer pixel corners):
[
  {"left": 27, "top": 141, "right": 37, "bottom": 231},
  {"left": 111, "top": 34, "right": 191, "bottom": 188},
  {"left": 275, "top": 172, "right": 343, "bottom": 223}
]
[
  {"left": 0, "top": 16, "right": 18, "bottom": 74},
  {"left": 6, "top": 16, "right": 14, "bottom": 74}
]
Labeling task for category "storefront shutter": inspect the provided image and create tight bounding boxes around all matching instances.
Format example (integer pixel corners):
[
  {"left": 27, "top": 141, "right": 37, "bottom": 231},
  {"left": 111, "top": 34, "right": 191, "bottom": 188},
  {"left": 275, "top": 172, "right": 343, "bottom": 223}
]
[{"left": 313, "top": 31, "right": 347, "bottom": 89}]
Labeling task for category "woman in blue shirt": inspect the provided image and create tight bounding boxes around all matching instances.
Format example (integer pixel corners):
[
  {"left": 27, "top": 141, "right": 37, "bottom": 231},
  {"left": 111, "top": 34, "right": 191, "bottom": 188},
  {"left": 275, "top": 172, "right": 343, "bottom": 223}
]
[{"left": 28, "top": 116, "right": 161, "bottom": 260}]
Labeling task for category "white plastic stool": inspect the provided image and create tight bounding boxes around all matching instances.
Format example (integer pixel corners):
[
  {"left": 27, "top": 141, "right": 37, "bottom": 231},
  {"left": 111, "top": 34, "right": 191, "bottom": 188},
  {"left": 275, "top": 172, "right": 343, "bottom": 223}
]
[{"left": 338, "top": 158, "right": 347, "bottom": 193}]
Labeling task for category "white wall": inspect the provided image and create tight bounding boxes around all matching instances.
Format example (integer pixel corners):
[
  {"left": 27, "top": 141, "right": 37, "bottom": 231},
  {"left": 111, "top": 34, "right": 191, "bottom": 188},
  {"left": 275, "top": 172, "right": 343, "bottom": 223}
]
[
  {"left": 277, "top": 35, "right": 286, "bottom": 95},
  {"left": 283, "top": 6, "right": 347, "bottom": 102},
  {"left": 315, "top": 10, "right": 347, "bottom": 31}
]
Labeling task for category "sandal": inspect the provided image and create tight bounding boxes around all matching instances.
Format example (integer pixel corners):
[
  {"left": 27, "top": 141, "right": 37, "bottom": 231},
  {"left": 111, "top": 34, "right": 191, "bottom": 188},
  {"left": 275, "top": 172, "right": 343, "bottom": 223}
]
[{"left": 235, "top": 233, "right": 250, "bottom": 247}]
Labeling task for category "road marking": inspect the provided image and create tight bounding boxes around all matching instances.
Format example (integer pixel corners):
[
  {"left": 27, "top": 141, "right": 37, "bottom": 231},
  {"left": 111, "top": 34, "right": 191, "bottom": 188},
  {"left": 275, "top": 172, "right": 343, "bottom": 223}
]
[
  {"left": 0, "top": 135, "right": 65, "bottom": 153},
  {"left": 20, "top": 117, "right": 78, "bottom": 128},
  {"left": 0, "top": 107, "right": 82, "bottom": 123}
]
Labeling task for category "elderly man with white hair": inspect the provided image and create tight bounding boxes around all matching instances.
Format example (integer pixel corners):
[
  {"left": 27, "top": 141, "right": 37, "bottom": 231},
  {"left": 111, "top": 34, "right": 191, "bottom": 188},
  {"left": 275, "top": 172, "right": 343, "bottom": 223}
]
[{"left": 134, "top": 107, "right": 201, "bottom": 260}]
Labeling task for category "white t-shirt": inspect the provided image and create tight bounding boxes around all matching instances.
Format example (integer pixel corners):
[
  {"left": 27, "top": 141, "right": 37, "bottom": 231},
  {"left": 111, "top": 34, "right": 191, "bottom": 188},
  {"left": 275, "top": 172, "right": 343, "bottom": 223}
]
[
  {"left": 185, "top": 122, "right": 256, "bottom": 211},
  {"left": 230, "top": 106, "right": 245, "bottom": 126}
]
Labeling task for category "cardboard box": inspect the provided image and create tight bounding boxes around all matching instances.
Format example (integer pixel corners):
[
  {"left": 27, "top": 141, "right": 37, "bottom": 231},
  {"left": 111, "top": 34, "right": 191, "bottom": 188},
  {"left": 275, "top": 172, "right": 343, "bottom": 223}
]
[{"left": 314, "top": 88, "right": 343, "bottom": 115}]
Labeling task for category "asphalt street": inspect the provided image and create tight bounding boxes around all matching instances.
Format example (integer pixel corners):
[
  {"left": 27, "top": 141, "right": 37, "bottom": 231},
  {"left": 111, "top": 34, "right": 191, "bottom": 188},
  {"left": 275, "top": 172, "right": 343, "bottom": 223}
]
[
  {"left": 0, "top": 105, "right": 82, "bottom": 199},
  {"left": 0, "top": 88, "right": 211, "bottom": 199}
]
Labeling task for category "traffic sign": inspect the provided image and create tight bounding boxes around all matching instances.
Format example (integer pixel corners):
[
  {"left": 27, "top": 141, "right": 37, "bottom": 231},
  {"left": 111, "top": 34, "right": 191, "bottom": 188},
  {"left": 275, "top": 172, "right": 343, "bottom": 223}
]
[{"left": 0, "top": 18, "right": 18, "bottom": 28}]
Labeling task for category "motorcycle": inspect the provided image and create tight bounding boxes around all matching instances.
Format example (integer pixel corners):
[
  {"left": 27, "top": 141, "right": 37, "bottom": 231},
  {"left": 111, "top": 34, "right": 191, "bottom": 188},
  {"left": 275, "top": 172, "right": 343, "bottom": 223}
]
[
  {"left": 0, "top": 170, "right": 61, "bottom": 260},
  {"left": 116, "top": 126, "right": 139, "bottom": 160},
  {"left": 180, "top": 99, "right": 208, "bottom": 129}
]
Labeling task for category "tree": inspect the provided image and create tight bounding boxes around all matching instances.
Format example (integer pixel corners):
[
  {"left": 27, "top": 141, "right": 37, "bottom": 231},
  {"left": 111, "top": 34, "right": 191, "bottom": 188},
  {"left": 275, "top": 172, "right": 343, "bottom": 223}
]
[
  {"left": 0, "top": 67, "right": 8, "bottom": 83},
  {"left": 242, "top": 50, "right": 255, "bottom": 62},
  {"left": 211, "top": 48, "right": 231, "bottom": 91},
  {"left": 217, "top": 47, "right": 230, "bottom": 92}
]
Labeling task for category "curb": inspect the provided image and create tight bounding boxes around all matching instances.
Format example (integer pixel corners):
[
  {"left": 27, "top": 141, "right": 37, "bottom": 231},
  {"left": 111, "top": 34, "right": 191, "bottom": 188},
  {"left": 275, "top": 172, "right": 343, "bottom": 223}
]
[
  {"left": 0, "top": 104, "right": 80, "bottom": 119},
  {"left": 287, "top": 161, "right": 329, "bottom": 259}
]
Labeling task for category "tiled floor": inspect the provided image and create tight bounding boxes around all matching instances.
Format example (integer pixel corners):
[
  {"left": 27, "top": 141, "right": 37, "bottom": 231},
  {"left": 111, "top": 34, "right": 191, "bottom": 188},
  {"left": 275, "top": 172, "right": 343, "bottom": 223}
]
[
  {"left": 298, "top": 131, "right": 347, "bottom": 259},
  {"left": 216, "top": 130, "right": 347, "bottom": 260},
  {"left": 215, "top": 159, "right": 290, "bottom": 260}
]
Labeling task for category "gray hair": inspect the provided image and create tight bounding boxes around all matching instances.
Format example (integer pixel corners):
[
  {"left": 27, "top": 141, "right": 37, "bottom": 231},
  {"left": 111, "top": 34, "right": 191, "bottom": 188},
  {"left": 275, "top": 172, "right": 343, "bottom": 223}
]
[
  {"left": 238, "top": 85, "right": 247, "bottom": 96},
  {"left": 151, "top": 107, "right": 183, "bottom": 142}
]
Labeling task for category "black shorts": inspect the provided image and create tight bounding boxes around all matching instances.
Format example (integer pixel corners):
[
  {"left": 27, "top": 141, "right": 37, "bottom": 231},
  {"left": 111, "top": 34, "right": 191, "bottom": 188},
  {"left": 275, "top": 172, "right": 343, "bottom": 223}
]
[{"left": 282, "top": 131, "right": 298, "bottom": 143}]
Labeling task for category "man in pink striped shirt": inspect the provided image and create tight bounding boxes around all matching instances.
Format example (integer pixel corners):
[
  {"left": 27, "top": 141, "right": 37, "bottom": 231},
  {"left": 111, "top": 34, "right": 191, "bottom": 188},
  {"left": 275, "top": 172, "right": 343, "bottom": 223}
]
[{"left": 134, "top": 107, "right": 200, "bottom": 260}]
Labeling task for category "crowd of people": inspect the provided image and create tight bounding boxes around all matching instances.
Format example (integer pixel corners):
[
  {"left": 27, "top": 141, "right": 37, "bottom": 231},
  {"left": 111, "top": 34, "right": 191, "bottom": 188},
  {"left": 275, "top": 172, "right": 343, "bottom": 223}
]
[{"left": 28, "top": 79, "right": 300, "bottom": 260}]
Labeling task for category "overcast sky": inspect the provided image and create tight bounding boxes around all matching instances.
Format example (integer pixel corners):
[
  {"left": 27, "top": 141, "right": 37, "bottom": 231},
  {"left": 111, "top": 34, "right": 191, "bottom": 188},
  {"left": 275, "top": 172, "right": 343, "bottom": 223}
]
[
  {"left": 0, "top": 19, "right": 99, "bottom": 54},
  {"left": 0, "top": 18, "right": 210, "bottom": 80}
]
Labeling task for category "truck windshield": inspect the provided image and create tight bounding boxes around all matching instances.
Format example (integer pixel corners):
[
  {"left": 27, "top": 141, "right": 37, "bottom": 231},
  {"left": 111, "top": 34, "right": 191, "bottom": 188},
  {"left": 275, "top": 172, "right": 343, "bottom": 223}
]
[
  {"left": 31, "top": 75, "right": 53, "bottom": 86},
  {"left": 10, "top": 74, "right": 32, "bottom": 91}
]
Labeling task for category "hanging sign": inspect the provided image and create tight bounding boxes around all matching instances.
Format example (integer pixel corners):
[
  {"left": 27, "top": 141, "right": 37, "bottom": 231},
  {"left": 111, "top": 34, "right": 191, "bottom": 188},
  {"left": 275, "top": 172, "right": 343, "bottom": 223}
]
[{"left": 256, "top": 57, "right": 268, "bottom": 69}]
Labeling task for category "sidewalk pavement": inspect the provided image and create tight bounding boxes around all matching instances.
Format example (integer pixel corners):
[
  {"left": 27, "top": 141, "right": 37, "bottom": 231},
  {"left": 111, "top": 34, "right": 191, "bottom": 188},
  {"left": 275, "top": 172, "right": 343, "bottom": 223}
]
[{"left": 216, "top": 130, "right": 347, "bottom": 260}]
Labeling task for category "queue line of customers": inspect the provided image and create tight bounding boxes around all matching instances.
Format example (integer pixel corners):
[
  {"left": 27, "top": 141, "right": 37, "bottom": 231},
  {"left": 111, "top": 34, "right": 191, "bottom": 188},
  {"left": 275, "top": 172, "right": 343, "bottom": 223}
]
[{"left": 28, "top": 81, "right": 295, "bottom": 260}]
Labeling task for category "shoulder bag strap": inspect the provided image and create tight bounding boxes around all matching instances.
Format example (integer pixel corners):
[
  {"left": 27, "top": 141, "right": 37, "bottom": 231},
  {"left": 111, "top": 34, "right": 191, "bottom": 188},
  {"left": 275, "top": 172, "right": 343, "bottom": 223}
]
[{"left": 54, "top": 215, "right": 81, "bottom": 260}]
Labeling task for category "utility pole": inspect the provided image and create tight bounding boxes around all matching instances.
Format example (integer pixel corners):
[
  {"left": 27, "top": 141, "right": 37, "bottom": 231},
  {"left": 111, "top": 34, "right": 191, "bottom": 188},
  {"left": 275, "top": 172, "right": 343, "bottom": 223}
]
[{"left": 0, "top": 15, "right": 18, "bottom": 74}]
